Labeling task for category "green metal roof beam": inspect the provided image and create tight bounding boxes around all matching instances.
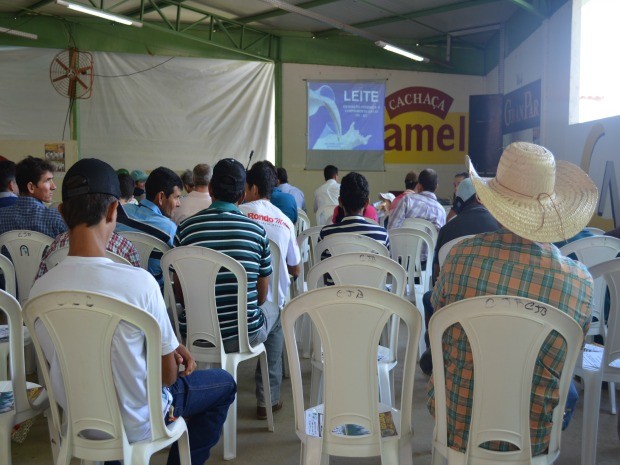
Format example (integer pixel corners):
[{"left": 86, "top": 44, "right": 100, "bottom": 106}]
[
  {"left": 125, "top": 0, "right": 188, "bottom": 18},
  {"left": 17, "top": 0, "right": 54, "bottom": 16},
  {"left": 508, "top": 0, "right": 547, "bottom": 19},
  {"left": 148, "top": 0, "right": 175, "bottom": 30},
  {"left": 316, "top": 0, "right": 502, "bottom": 37},
  {"left": 238, "top": 0, "right": 342, "bottom": 24}
]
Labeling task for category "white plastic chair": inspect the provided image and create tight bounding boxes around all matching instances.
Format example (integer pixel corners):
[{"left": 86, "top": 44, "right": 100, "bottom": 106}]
[
  {"left": 389, "top": 228, "right": 435, "bottom": 356},
  {"left": 429, "top": 295, "right": 583, "bottom": 465},
  {"left": 313, "top": 233, "right": 389, "bottom": 265},
  {"left": 574, "top": 258, "right": 620, "bottom": 465},
  {"left": 306, "top": 253, "right": 407, "bottom": 406},
  {"left": 438, "top": 235, "right": 475, "bottom": 268},
  {"left": 585, "top": 227, "right": 605, "bottom": 236},
  {"left": 0, "top": 289, "right": 51, "bottom": 465},
  {"left": 116, "top": 230, "right": 170, "bottom": 270},
  {"left": 23, "top": 290, "right": 189, "bottom": 465},
  {"left": 402, "top": 217, "right": 439, "bottom": 245},
  {"left": 44, "top": 245, "right": 131, "bottom": 269},
  {"left": 0, "top": 255, "right": 17, "bottom": 379},
  {"left": 161, "top": 246, "right": 273, "bottom": 460},
  {"left": 0, "top": 230, "right": 53, "bottom": 303},
  {"left": 296, "top": 208, "right": 311, "bottom": 238},
  {"left": 316, "top": 204, "right": 337, "bottom": 226},
  {"left": 282, "top": 285, "right": 421, "bottom": 465}
]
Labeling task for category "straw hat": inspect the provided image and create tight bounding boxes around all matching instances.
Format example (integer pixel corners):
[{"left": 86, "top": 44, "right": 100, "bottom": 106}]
[{"left": 467, "top": 142, "right": 598, "bottom": 243}]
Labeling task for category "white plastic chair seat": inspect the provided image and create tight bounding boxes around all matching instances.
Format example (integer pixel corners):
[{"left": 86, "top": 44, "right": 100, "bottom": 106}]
[
  {"left": 402, "top": 217, "right": 439, "bottom": 245},
  {"left": 161, "top": 246, "right": 273, "bottom": 460},
  {"left": 438, "top": 235, "right": 475, "bottom": 268},
  {"left": 44, "top": 245, "right": 131, "bottom": 269},
  {"left": 116, "top": 230, "right": 170, "bottom": 270},
  {"left": 313, "top": 233, "right": 389, "bottom": 265}
]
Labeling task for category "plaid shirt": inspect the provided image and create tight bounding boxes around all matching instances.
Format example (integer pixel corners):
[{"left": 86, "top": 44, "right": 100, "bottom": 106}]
[
  {"left": 428, "top": 229, "right": 592, "bottom": 456},
  {"left": 387, "top": 191, "right": 446, "bottom": 231},
  {"left": 36, "top": 231, "right": 141, "bottom": 279},
  {"left": 0, "top": 196, "right": 67, "bottom": 238}
]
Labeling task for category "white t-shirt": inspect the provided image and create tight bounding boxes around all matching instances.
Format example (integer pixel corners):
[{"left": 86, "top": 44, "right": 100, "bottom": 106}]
[
  {"left": 172, "top": 190, "right": 212, "bottom": 225},
  {"left": 240, "top": 200, "right": 301, "bottom": 307},
  {"left": 29, "top": 256, "right": 179, "bottom": 443}
]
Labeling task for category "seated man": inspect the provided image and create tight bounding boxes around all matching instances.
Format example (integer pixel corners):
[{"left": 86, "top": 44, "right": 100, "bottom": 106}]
[
  {"left": 30, "top": 158, "right": 236, "bottom": 465},
  {"left": 313, "top": 164, "right": 340, "bottom": 214},
  {"left": 0, "top": 160, "right": 18, "bottom": 208},
  {"left": 0, "top": 156, "right": 67, "bottom": 237},
  {"left": 277, "top": 167, "right": 306, "bottom": 213},
  {"left": 172, "top": 163, "right": 212, "bottom": 225},
  {"left": 175, "top": 158, "right": 283, "bottom": 420},
  {"left": 428, "top": 142, "right": 597, "bottom": 454},
  {"left": 240, "top": 160, "right": 301, "bottom": 308}
]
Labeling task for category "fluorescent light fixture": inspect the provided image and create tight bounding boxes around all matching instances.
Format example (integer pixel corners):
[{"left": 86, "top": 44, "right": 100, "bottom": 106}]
[
  {"left": 0, "top": 26, "right": 38, "bottom": 40},
  {"left": 375, "top": 41, "right": 427, "bottom": 63},
  {"left": 56, "top": 0, "right": 143, "bottom": 27}
]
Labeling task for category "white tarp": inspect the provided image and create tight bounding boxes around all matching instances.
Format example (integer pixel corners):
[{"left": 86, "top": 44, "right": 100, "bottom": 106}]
[{"left": 0, "top": 47, "right": 275, "bottom": 171}]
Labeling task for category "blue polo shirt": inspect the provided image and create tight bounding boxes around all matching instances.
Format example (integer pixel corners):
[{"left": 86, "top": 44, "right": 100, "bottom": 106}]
[{"left": 270, "top": 187, "right": 297, "bottom": 224}]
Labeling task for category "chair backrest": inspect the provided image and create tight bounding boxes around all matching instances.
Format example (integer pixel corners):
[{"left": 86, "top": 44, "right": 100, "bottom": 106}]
[
  {"left": 429, "top": 295, "right": 584, "bottom": 463},
  {"left": 589, "top": 258, "right": 620, "bottom": 377},
  {"left": 161, "top": 246, "right": 258, "bottom": 358},
  {"left": 316, "top": 204, "right": 337, "bottom": 226},
  {"left": 1, "top": 290, "right": 30, "bottom": 414},
  {"left": 23, "top": 290, "right": 176, "bottom": 460},
  {"left": 268, "top": 238, "right": 282, "bottom": 308},
  {"left": 560, "top": 235, "right": 620, "bottom": 337},
  {"left": 0, "top": 254, "right": 16, "bottom": 298},
  {"left": 313, "top": 233, "right": 389, "bottom": 265},
  {"left": 117, "top": 230, "right": 170, "bottom": 270},
  {"left": 438, "top": 234, "right": 475, "bottom": 268},
  {"left": 45, "top": 245, "right": 131, "bottom": 270},
  {"left": 295, "top": 225, "right": 324, "bottom": 298},
  {"left": 282, "top": 285, "right": 421, "bottom": 456},
  {"left": 585, "top": 227, "right": 605, "bottom": 236},
  {"left": 295, "top": 209, "right": 311, "bottom": 238},
  {"left": 402, "top": 217, "right": 438, "bottom": 244},
  {"left": 389, "top": 228, "right": 435, "bottom": 303},
  {"left": 0, "top": 230, "right": 53, "bottom": 302}
]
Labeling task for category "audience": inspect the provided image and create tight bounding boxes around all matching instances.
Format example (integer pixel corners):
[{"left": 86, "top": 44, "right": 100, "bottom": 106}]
[
  {"left": 130, "top": 169, "right": 148, "bottom": 202},
  {"left": 0, "top": 156, "right": 67, "bottom": 238},
  {"left": 313, "top": 164, "right": 340, "bottom": 213},
  {"left": 174, "top": 158, "right": 284, "bottom": 420},
  {"left": 172, "top": 163, "right": 212, "bottom": 225},
  {"left": 240, "top": 160, "right": 301, "bottom": 308},
  {"left": 180, "top": 169, "right": 195, "bottom": 194},
  {"left": 277, "top": 167, "right": 306, "bottom": 213},
  {"left": 0, "top": 160, "right": 18, "bottom": 208},
  {"left": 390, "top": 170, "right": 417, "bottom": 213},
  {"left": 428, "top": 142, "right": 597, "bottom": 453},
  {"left": 270, "top": 178, "right": 298, "bottom": 224},
  {"left": 30, "top": 158, "right": 236, "bottom": 465},
  {"left": 117, "top": 172, "right": 137, "bottom": 205}
]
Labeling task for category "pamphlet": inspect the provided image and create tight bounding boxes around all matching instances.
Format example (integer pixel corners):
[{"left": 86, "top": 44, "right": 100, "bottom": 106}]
[{"left": 305, "top": 409, "right": 397, "bottom": 438}]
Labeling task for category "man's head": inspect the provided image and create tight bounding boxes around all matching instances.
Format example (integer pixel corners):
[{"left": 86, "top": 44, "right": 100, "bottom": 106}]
[
  {"left": 339, "top": 172, "right": 369, "bottom": 215},
  {"left": 468, "top": 142, "right": 598, "bottom": 242},
  {"left": 417, "top": 169, "right": 438, "bottom": 193},
  {"left": 60, "top": 158, "right": 121, "bottom": 230},
  {"left": 192, "top": 163, "right": 212, "bottom": 188},
  {"left": 404, "top": 171, "right": 418, "bottom": 190},
  {"left": 130, "top": 169, "right": 148, "bottom": 189},
  {"left": 324, "top": 164, "right": 338, "bottom": 182},
  {"left": 452, "top": 178, "right": 477, "bottom": 214},
  {"left": 246, "top": 160, "right": 277, "bottom": 202},
  {"left": 145, "top": 167, "right": 183, "bottom": 218},
  {"left": 16, "top": 156, "right": 56, "bottom": 202},
  {"left": 117, "top": 173, "right": 135, "bottom": 204},
  {"left": 0, "top": 160, "right": 18, "bottom": 194},
  {"left": 453, "top": 171, "right": 469, "bottom": 194},
  {"left": 209, "top": 158, "right": 246, "bottom": 204},
  {"left": 180, "top": 169, "right": 194, "bottom": 193},
  {"left": 276, "top": 167, "right": 288, "bottom": 186}
]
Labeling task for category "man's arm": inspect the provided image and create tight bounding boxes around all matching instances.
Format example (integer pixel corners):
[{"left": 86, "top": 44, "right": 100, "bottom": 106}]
[
  {"left": 161, "top": 352, "right": 178, "bottom": 386},
  {"left": 287, "top": 263, "right": 301, "bottom": 278},
  {"left": 257, "top": 275, "right": 269, "bottom": 306}
]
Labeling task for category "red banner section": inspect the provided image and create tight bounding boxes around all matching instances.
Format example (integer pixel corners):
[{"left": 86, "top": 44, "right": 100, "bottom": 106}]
[{"left": 385, "top": 87, "right": 454, "bottom": 120}]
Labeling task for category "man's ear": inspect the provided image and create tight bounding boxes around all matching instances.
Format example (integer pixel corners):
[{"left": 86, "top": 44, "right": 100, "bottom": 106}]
[
  {"left": 236, "top": 190, "right": 246, "bottom": 205},
  {"left": 26, "top": 181, "right": 36, "bottom": 195},
  {"left": 338, "top": 196, "right": 343, "bottom": 207},
  {"left": 154, "top": 191, "right": 165, "bottom": 207},
  {"left": 363, "top": 198, "right": 369, "bottom": 208},
  {"left": 106, "top": 200, "right": 119, "bottom": 223},
  {"left": 208, "top": 183, "right": 214, "bottom": 198}
]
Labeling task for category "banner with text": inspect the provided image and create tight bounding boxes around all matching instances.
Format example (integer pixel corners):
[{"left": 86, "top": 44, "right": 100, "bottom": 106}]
[{"left": 306, "top": 80, "right": 385, "bottom": 170}]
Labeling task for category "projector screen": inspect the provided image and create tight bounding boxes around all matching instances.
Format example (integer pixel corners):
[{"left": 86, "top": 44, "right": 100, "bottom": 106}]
[{"left": 306, "top": 80, "right": 385, "bottom": 170}]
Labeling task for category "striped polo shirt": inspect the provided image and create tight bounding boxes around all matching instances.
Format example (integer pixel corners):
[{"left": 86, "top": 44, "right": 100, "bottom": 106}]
[{"left": 174, "top": 200, "right": 272, "bottom": 341}]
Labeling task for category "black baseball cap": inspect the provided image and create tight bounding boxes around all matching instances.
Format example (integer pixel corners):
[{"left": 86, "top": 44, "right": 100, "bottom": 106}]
[
  {"left": 62, "top": 158, "right": 121, "bottom": 201},
  {"left": 211, "top": 158, "right": 246, "bottom": 193}
]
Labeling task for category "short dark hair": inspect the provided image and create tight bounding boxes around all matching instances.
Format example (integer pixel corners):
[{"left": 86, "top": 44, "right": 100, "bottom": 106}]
[
  {"left": 340, "top": 172, "right": 369, "bottom": 214},
  {"left": 247, "top": 161, "right": 277, "bottom": 199},
  {"left": 418, "top": 169, "right": 438, "bottom": 192},
  {"left": 455, "top": 172, "right": 469, "bottom": 179},
  {"left": 324, "top": 165, "right": 338, "bottom": 181},
  {"left": 276, "top": 167, "right": 288, "bottom": 184},
  {"left": 15, "top": 156, "right": 55, "bottom": 195},
  {"left": 118, "top": 173, "right": 135, "bottom": 201},
  {"left": 0, "top": 160, "right": 16, "bottom": 192},
  {"left": 404, "top": 171, "right": 418, "bottom": 190},
  {"left": 145, "top": 166, "right": 183, "bottom": 201},
  {"left": 61, "top": 190, "right": 117, "bottom": 229},
  {"left": 193, "top": 164, "right": 212, "bottom": 187}
]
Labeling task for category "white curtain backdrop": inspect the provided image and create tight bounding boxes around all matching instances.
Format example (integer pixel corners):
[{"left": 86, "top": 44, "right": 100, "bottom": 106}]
[{"left": 0, "top": 47, "right": 275, "bottom": 171}]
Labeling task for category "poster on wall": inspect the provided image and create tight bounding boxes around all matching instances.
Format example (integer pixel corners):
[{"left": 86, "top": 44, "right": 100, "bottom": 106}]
[
  {"left": 384, "top": 86, "right": 468, "bottom": 165},
  {"left": 44, "top": 142, "right": 66, "bottom": 172},
  {"left": 502, "top": 79, "right": 541, "bottom": 145},
  {"left": 306, "top": 80, "right": 385, "bottom": 170}
]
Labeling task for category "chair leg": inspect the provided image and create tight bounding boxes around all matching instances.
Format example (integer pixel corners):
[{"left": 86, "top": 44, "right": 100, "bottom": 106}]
[
  {"left": 581, "top": 369, "right": 603, "bottom": 465},
  {"left": 177, "top": 429, "right": 191, "bottom": 465},
  {"left": 310, "top": 362, "right": 322, "bottom": 406},
  {"left": 609, "top": 382, "right": 617, "bottom": 415},
  {"left": 0, "top": 416, "right": 12, "bottom": 465},
  {"left": 45, "top": 408, "right": 60, "bottom": 464},
  {"left": 378, "top": 364, "right": 392, "bottom": 407},
  {"left": 222, "top": 363, "right": 239, "bottom": 461},
  {"left": 259, "top": 352, "right": 274, "bottom": 432}
]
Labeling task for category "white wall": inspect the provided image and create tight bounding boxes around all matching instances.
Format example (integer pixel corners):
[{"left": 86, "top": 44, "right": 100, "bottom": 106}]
[{"left": 281, "top": 64, "right": 486, "bottom": 213}]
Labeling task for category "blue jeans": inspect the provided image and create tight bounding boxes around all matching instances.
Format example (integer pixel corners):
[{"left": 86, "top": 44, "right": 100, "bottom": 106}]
[
  {"left": 223, "top": 301, "right": 283, "bottom": 407},
  {"left": 106, "top": 368, "right": 236, "bottom": 465}
]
